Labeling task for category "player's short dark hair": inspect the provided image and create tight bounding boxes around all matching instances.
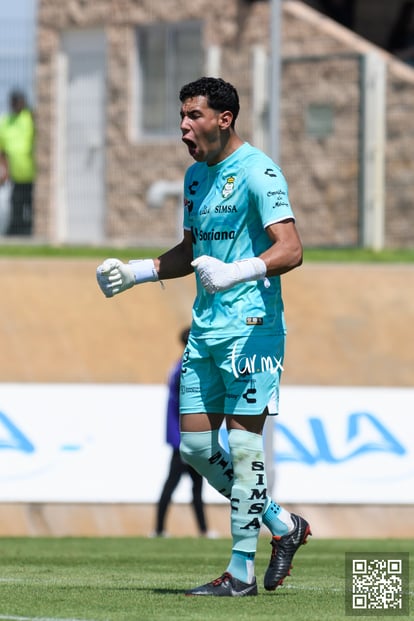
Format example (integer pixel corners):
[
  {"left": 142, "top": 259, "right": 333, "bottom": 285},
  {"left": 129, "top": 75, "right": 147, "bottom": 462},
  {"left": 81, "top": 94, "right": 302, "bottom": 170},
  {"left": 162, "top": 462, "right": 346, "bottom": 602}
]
[{"left": 179, "top": 77, "right": 240, "bottom": 127}]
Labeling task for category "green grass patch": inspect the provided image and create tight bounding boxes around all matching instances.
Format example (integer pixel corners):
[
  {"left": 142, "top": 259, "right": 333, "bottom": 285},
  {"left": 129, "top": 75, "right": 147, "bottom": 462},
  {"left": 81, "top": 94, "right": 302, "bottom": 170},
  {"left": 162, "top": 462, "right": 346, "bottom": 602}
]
[
  {"left": 0, "top": 244, "right": 414, "bottom": 262},
  {"left": 0, "top": 537, "right": 412, "bottom": 621},
  {"left": 0, "top": 245, "right": 163, "bottom": 260},
  {"left": 304, "top": 247, "right": 414, "bottom": 263}
]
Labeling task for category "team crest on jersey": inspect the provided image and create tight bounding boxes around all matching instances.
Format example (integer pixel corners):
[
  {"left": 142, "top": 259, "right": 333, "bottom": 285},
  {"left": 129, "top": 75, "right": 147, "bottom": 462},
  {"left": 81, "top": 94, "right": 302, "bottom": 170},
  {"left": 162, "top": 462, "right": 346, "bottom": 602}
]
[{"left": 222, "top": 176, "right": 235, "bottom": 198}]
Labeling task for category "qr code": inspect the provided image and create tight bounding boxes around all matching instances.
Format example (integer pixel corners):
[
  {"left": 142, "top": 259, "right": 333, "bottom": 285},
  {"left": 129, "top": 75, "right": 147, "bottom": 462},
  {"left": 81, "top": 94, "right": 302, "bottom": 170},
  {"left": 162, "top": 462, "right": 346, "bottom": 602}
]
[{"left": 345, "top": 553, "right": 409, "bottom": 616}]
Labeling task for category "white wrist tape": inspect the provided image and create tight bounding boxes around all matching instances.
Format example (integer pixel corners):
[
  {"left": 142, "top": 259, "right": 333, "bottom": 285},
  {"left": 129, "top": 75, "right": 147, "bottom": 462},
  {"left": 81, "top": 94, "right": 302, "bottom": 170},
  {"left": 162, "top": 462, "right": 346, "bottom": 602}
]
[
  {"left": 233, "top": 257, "right": 267, "bottom": 283},
  {"left": 128, "top": 259, "right": 159, "bottom": 284},
  {"left": 191, "top": 255, "right": 268, "bottom": 293}
]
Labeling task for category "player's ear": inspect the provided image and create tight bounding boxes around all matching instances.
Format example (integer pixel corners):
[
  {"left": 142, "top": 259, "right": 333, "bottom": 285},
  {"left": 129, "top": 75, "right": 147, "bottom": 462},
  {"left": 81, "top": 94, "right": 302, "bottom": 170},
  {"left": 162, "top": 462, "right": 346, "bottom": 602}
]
[{"left": 218, "top": 110, "right": 233, "bottom": 130}]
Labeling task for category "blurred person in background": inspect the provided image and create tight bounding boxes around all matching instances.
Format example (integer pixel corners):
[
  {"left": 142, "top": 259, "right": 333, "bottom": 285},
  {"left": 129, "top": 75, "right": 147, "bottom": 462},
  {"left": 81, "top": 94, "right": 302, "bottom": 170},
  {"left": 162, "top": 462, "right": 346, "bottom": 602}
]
[
  {"left": 153, "top": 326, "right": 210, "bottom": 538},
  {"left": 0, "top": 90, "right": 35, "bottom": 235}
]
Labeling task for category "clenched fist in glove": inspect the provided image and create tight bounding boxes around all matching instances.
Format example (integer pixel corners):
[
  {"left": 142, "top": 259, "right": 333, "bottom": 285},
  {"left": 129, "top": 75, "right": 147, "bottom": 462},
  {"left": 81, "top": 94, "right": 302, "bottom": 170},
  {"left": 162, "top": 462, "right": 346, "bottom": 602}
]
[
  {"left": 191, "top": 255, "right": 268, "bottom": 294},
  {"left": 96, "top": 258, "right": 158, "bottom": 298}
]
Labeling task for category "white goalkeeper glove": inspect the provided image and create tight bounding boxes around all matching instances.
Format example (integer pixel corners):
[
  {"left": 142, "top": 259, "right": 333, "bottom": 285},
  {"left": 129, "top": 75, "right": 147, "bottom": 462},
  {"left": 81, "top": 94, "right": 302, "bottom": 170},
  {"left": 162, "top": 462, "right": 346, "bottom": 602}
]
[
  {"left": 191, "top": 255, "right": 268, "bottom": 294},
  {"left": 96, "top": 257, "right": 158, "bottom": 298}
]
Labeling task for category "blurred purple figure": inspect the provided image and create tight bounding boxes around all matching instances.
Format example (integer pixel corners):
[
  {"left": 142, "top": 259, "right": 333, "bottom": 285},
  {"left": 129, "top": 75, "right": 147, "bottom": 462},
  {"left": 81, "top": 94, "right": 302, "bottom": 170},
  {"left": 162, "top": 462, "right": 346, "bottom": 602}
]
[{"left": 154, "top": 326, "right": 208, "bottom": 537}]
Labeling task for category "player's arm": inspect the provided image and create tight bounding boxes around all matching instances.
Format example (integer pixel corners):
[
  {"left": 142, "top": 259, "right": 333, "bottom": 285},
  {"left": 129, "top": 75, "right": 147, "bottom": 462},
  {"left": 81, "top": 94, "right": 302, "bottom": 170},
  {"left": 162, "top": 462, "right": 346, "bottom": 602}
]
[
  {"left": 154, "top": 229, "right": 194, "bottom": 279},
  {"left": 96, "top": 230, "right": 194, "bottom": 298},
  {"left": 259, "top": 218, "right": 303, "bottom": 276},
  {"left": 191, "top": 219, "right": 302, "bottom": 294}
]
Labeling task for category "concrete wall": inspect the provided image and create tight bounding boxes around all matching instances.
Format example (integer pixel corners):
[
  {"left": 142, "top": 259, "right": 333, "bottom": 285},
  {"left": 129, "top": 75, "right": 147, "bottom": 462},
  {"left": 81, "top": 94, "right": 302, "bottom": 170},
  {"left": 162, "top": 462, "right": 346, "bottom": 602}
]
[
  {"left": 2, "top": 259, "right": 413, "bottom": 386},
  {"left": 2, "top": 502, "right": 414, "bottom": 539}
]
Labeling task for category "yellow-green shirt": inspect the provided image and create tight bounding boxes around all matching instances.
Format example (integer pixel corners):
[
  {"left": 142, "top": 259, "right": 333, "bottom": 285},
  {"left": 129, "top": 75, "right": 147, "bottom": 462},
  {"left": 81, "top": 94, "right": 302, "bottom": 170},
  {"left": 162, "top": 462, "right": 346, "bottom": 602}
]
[{"left": 0, "top": 109, "right": 35, "bottom": 183}]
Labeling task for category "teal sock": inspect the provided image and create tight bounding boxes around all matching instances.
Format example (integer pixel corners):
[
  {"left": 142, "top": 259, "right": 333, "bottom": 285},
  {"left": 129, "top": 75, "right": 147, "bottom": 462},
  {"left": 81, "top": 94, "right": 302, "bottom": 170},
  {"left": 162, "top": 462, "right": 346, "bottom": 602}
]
[
  {"left": 226, "top": 550, "right": 255, "bottom": 584},
  {"left": 262, "top": 499, "right": 294, "bottom": 536},
  {"left": 227, "top": 429, "right": 266, "bottom": 580}
]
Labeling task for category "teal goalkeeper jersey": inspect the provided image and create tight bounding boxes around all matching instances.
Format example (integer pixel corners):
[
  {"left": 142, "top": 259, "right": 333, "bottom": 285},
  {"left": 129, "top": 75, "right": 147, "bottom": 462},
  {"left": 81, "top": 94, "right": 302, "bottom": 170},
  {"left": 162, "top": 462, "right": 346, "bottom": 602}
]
[{"left": 183, "top": 142, "right": 296, "bottom": 338}]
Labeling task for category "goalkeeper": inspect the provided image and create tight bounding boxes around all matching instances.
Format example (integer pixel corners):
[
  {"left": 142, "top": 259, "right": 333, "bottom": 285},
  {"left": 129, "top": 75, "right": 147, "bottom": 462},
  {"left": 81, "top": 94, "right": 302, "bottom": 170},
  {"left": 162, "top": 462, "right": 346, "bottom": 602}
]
[{"left": 97, "top": 77, "right": 311, "bottom": 597}]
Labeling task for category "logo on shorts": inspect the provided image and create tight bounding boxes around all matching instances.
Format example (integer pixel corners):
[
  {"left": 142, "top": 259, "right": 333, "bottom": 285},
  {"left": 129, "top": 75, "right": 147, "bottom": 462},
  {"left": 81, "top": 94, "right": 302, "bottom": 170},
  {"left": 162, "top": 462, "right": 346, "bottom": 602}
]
[
  {"left": 230, "top": 342, "right": 284, "bottom": 378},
  {"left": 180, "top": 386, "right": 200, "bottom": 394},
  {"left": 243, "top": 386, "right": 257, "bottom": 404}
]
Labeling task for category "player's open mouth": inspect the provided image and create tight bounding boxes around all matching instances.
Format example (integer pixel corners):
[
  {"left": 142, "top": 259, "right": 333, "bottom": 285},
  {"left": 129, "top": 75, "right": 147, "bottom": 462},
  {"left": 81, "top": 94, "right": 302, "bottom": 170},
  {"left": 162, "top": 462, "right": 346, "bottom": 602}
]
[{"left": 182, "top": 138, "right": 197, "bottom": 156}]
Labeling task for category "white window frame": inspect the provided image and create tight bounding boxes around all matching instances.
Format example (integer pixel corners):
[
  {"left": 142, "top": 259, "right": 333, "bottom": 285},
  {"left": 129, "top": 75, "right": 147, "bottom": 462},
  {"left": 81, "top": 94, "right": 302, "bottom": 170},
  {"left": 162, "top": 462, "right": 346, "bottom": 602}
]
[{"left": 134, "top": 21, "right": 203, "bottom": 141}]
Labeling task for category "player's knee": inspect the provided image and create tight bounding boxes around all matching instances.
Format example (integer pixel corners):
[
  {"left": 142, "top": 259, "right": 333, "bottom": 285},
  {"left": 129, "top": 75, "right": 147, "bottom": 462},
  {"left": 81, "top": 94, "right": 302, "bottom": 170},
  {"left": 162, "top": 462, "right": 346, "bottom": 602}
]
[{"left": 179, "top": 430, "right": 210, "bottom": 467}]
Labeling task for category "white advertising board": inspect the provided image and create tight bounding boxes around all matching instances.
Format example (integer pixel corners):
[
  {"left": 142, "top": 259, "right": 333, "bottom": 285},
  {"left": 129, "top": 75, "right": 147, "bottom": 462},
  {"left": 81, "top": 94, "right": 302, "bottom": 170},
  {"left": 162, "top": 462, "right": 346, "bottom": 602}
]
[
  {"left": 0, "top": 383, "right": 224, "bottom": 503},
  {"left": 274, "top": 386, "right": 414, "bottom": 503},
  {"left": 0, "top": 384, "right": 412, "bottom": 504}
]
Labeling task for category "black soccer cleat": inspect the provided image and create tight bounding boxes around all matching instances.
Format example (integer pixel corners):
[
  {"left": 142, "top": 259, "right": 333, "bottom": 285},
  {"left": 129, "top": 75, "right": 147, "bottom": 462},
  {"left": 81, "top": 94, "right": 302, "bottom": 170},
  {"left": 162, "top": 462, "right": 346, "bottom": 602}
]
[
  {"left": 185, "top": 572, "right": 258, "bottom": 597},
  {"left": 264, "top": 513, "right": 311, "bottom": 591}
]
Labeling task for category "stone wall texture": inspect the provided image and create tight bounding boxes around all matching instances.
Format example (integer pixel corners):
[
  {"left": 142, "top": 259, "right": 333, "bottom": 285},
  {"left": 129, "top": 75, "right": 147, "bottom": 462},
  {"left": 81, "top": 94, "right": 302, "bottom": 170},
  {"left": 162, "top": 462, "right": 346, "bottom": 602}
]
[{"left": 35, "top": 0, "right": 414, "bottom": 248}]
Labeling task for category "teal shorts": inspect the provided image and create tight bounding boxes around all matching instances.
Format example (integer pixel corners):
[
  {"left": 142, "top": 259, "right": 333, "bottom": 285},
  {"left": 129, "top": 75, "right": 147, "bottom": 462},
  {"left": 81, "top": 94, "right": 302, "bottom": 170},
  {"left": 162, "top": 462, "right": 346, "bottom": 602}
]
[{"left": 179, "top": 333, "right": 285, "bottom": 416}]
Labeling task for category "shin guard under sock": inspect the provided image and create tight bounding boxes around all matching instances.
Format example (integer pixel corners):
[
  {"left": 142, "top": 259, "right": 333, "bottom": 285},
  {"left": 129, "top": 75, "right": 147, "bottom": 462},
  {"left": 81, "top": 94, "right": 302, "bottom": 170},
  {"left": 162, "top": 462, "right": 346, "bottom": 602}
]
[
  {"left": 180, "top": 430, "right": 233, "bottom": 498},
  {"left": 227, "top": 428, "right": 266, "bottom": 575},
  {"left": 180, "top": 429, "right": 293, "bottom": 537}
]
